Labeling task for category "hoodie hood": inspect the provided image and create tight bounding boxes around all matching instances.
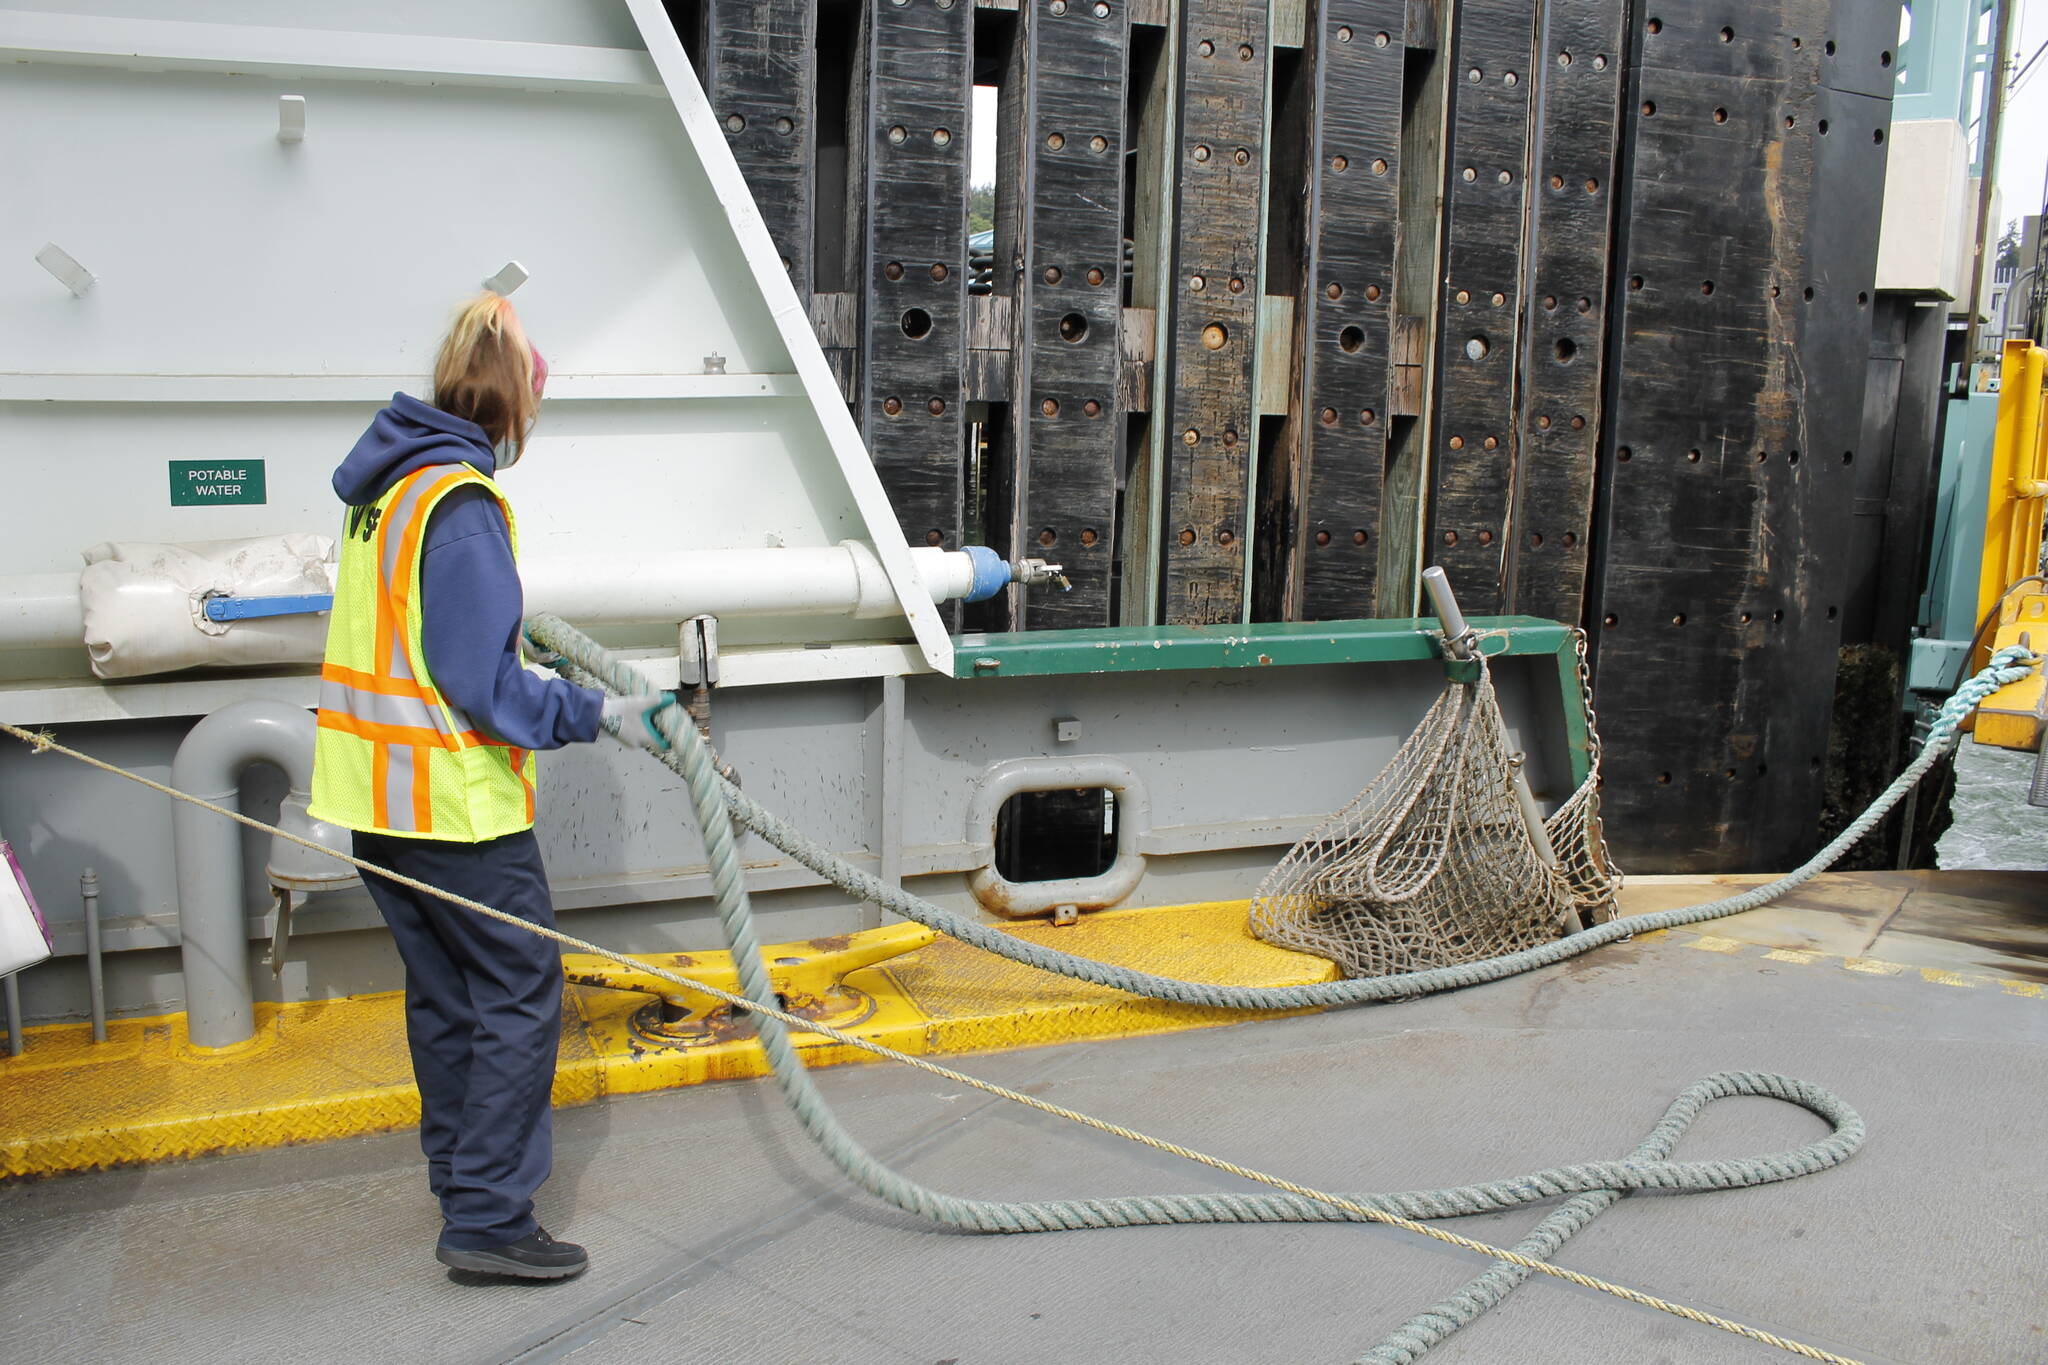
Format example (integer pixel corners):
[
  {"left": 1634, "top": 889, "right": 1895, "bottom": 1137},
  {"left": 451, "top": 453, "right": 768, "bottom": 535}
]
[{"left": 332, "top": 392, "right": 496, "bottom": 506}]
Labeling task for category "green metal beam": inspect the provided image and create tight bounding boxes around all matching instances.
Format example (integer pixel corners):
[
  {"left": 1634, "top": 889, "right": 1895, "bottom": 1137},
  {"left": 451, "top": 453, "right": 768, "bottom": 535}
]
[{"left": 952, "top": 615, "right": 1572, "bottom": 678}]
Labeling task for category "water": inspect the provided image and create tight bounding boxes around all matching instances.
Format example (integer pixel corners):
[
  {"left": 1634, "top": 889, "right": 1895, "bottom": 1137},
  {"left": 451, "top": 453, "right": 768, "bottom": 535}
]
[{"left": 1936, "top": 739, "right": 2048, "bottom": 870}]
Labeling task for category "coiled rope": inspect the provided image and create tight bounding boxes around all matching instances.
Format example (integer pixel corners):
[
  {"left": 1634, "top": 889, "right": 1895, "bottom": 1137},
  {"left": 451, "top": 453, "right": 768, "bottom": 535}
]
[{"left": 7, "top": 631, "right": 2033, "bottom": 1363}]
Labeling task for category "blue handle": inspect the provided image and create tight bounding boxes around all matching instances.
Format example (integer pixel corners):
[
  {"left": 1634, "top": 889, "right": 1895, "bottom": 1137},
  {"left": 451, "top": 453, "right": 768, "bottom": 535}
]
[{"left": 202, "top": 593, "right": 335, "bottom": 623}]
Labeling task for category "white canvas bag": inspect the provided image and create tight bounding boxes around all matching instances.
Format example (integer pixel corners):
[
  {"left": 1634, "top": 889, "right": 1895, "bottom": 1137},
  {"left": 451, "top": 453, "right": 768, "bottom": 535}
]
[{"left": 1, "top": 838, "right": 53, "bottom": 977}]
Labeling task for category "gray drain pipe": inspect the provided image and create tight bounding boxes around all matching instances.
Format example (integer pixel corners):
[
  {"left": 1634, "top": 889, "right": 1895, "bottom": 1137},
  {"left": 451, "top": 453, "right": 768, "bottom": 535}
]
[{"left": 171, "top": 699, "right": 315, "bottom": 1049}]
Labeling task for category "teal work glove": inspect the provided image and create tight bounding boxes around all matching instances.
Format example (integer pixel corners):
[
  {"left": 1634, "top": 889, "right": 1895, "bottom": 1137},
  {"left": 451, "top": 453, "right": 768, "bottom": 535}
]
[
  {"left": 520, "top": 625, "right": 564, "bottom": 670},
  {"left": 601, "top": 692, "right": 677, "bottom": 753}
]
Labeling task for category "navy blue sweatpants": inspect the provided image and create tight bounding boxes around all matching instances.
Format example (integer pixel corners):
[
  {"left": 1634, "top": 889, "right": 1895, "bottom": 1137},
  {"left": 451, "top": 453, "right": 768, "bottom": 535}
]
[{"left": 354, "top": 828, "right": 563, "bottom": 1251}]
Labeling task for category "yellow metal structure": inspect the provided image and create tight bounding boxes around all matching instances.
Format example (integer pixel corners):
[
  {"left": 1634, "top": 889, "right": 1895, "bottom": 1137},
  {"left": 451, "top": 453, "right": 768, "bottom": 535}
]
[
  {"left": 1973, "top": 589, "right": 2048, "bottom": 750},
  {"left": 1976, "top": 342, "right": 2048, "bottom": 654},
  {"left": 5, "top": 885, "right": 2045, "bottom": 1180},
  {"left": 0, "top": 901, "right": 1334, "bottom": 1178},
  {"left": 559, "top": 919, "right": 937, "bottom": 1034},
  {"left": 1964, "top": 340, "right": 2048, "bottom": 750}
]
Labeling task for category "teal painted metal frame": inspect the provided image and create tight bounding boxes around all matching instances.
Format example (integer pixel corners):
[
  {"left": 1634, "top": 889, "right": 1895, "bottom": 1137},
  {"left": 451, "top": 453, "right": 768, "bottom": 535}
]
[
  {"left": 1893, "top": 0, "right": 1998, "bottom": 170},
  {"left": 953, "top": 615, "right": 1593, "bottom": 787},
  {"left": 1911, "top": 378, "right": 2005, "bottom": 701}
]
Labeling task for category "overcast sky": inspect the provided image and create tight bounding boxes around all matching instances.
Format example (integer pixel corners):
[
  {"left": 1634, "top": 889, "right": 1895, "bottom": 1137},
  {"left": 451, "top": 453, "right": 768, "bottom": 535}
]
[
  {"left": 972, "top": 85, "right": 997, "bottom": 186},
  {"left": 1996, "top": 0, "right": 2048, "bottom": 239}
]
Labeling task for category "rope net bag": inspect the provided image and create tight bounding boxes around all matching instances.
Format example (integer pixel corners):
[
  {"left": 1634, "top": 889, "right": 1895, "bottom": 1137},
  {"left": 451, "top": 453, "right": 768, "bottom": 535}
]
[{"left": 1249, "top": 641, "right": 1619, "bottom": 979}]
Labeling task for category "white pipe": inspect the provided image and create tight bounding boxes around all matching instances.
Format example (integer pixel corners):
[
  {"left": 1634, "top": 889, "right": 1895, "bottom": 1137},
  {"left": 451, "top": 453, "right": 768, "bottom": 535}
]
[
  {"left": 0, "top": 573, "right": 85, "bottom": 650},
  {"left": 522, "top": 543, "right": 973, "bottom": 622},
  {"left": 0, "top": 544, "right": 986, "bottom": 648},
  {"left": 909, "top": 545, "right": 977, "bottom": 608}
]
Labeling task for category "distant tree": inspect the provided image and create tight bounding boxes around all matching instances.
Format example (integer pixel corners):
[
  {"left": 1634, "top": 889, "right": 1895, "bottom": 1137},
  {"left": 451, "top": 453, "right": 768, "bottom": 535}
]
[
  {"left": 968, "top": 184, "right": 995, "bottom": 236},
  {"left": 1998, "top": 219, "right": 2022, "bottom": 269}
]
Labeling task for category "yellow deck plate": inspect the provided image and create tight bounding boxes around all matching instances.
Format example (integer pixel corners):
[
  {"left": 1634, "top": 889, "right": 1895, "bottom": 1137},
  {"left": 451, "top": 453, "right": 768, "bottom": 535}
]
[
  {"left": 1972, "top": 590, "right": 2046, "bottom": 751},
  {"left": 0, "top": 900, "right": 1333, "bottom": 1179},
  {"left": 8, "top": 876, "right": 2041, "bottom": 1181}
]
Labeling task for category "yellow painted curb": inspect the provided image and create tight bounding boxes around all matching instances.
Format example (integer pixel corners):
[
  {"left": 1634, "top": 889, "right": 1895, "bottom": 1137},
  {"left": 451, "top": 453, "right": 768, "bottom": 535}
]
[
  {"left": 9, "top": 903, "right": 2035, "bottom": 1181},
  {"left": 1, "top": 900, "right": 1333, "bottom": 1179}
]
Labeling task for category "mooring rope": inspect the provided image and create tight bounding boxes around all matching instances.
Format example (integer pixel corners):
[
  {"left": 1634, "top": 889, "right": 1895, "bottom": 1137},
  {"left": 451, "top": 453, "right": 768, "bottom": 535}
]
[
  {"left": 533, "top": 618, "right": 2034, "bottom": 1019},
  {"left": 0, "top": 719, "right": 1867, "bottom": 1364},
  {"left": 5, "top": 634, "right": 2032, "bottom": 1363}
]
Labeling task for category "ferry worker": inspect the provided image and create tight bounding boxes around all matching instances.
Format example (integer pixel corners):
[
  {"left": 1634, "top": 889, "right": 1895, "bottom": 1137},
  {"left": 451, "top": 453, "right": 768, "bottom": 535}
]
[{"left": 307, "top": 292, "right": 674, "bottom": 1281}]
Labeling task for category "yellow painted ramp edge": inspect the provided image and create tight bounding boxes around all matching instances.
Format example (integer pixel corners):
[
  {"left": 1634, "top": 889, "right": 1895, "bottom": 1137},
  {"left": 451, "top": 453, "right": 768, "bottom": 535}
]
[
  {"left": 12, "top": 903, "right": 2037, "bottom": 1180},
  {"left": 0, "top": 901, "right": 1333, "bottom": 1179}
]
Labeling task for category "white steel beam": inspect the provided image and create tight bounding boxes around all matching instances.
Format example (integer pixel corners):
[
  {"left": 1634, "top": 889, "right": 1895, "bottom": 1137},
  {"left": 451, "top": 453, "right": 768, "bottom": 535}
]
[
  {"left": 622, "top": 0, "right": 959, "bottom": 676},
  {"left": 0, "top": 643, "right": 932, "bottom": 726},
  {"left": 0, "top": 373, "right": 806, "bottom": 403},
  {"left": 0, "top": 11, "right": 662, "bottom": 95}
]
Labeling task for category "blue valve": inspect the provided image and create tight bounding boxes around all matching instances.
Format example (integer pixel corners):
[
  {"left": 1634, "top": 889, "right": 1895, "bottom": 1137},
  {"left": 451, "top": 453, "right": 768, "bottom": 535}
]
[{"left": 202, "top": 593, "right": 335, "bottom": 623}]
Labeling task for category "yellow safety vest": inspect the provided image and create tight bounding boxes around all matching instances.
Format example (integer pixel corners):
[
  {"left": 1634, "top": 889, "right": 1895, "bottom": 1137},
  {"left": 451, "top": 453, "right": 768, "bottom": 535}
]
[{"left": 308, "top": 462, "right": 538, "bottom": 841}]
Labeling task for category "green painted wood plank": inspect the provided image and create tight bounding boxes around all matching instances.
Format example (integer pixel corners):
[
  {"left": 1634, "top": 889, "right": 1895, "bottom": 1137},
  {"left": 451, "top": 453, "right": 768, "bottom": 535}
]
[{"left": 954, "top": 614, "right": 1569, "bottom": 676}]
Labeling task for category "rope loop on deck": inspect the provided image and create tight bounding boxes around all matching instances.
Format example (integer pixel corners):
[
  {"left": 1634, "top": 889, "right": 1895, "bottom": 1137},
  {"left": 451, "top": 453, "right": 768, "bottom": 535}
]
[{"left": 522, "top": 614, "right": 2033, "bottom": 1362}]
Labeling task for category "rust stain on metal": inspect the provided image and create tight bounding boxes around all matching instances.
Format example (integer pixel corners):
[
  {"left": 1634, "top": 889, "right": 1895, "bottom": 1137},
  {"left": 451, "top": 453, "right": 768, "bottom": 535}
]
[{"left": 624, "top": 984, "right": 882, "bottom": 1051}]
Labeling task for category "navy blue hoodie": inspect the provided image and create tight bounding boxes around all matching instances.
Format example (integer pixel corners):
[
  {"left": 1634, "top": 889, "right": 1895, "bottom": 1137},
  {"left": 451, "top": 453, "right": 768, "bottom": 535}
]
[{"left": 332, "top": 393, "right": 601, "bottom": 751}]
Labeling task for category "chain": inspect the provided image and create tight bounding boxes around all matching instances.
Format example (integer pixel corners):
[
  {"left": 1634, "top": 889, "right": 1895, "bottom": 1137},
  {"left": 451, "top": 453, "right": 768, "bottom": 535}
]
[{"left": 1571, "top": 626, "right": 1623, "bottom": 903}]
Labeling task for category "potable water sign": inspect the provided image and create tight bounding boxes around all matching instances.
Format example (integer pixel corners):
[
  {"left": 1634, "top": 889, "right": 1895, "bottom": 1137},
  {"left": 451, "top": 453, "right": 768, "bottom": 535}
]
[{"left": 169, "top": 460, "right": 267, "bottom": 506}]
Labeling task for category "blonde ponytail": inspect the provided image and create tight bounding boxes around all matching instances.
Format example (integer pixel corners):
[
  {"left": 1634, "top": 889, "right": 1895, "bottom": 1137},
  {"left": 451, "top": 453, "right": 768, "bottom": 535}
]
[{"left": 431, "top": 292, "right": 541, "bottom": 463}]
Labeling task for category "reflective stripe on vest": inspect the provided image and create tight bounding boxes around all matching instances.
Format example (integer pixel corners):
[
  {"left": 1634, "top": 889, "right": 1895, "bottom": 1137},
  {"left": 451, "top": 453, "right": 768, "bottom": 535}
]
[
  {"left": 307, "top": 462, "right": 539, "bottom": 841},
  {"left": 318, "top": 664, "right": 481, "bottom": 743}
]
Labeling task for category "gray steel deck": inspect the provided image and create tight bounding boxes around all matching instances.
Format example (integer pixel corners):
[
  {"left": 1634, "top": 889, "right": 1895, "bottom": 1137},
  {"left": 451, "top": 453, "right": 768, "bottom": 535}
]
[{"left": 4, "top": 926, "right": 2045, "bottom": 1365}]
